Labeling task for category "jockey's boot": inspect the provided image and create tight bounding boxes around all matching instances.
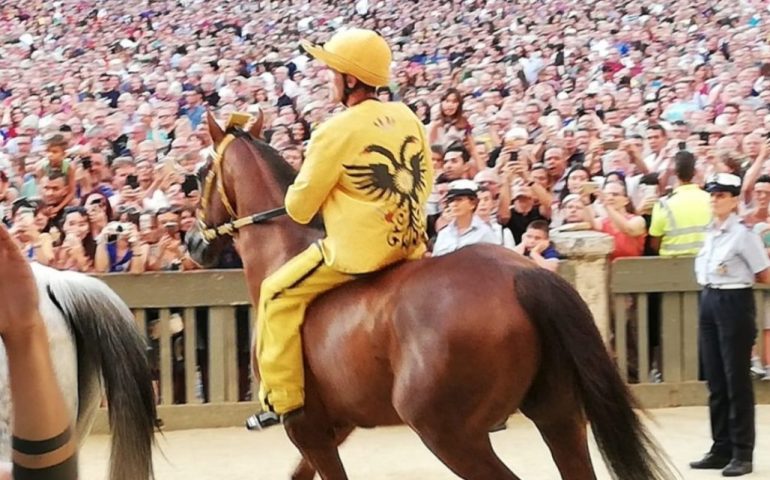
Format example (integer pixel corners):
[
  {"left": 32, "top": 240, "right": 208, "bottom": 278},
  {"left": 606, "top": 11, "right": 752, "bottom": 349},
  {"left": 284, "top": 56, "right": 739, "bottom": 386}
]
[
  {"left": 245, "top": 411, "right": 281, "bottom": 430},
  {"left": 245, "top": 408, "right": 304, "bottom": 431}
]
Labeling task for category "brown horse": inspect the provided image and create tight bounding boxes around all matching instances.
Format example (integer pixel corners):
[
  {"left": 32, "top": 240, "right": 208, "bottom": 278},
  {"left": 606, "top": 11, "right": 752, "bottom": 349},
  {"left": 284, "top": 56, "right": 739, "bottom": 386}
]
[{"left": 186, "top": 111, "right": 674, "bottom": 480}]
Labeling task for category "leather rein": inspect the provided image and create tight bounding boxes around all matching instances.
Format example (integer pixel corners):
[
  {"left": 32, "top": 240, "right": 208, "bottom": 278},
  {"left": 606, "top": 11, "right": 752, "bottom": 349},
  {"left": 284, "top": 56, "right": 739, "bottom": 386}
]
[{"left": 198, "top": 132, "right": 286, "bottom": 241}]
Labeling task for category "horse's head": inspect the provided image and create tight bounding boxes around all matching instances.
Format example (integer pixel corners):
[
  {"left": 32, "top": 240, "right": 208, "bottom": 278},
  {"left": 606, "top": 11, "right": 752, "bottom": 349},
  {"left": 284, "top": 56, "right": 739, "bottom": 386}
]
[{"left": 186, "top": 110, "right": 268, "bottom": 267}]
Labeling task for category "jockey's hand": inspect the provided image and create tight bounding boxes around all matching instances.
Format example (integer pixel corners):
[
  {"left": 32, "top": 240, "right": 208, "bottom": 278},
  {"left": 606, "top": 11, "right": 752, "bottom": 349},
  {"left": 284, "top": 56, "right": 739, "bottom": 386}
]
[{"left": 0, "top": 225, "right": 42, "bottom": 340}]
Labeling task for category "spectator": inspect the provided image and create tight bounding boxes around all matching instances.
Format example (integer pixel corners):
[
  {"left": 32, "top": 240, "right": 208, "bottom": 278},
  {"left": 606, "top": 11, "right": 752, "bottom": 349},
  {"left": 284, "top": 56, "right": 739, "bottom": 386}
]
[
  {"left": 94, "top": 222, "right": 147, "bottom": 273},
  {"left": 53, "top": 206, "right": 96, "bottom": 272},
  {"left": 282, "top": 146, "right": 304, "bottom": 172},
  {"left": 429, "top": 88, "right": 471, "bottom": 148},
  {"left": 9, "top": 205, "right": 54, "bottom": 265},
  {"left": 432, "top": 180, "right": 497, "bottom": 256},
  {"left": 147, "top": 207, "right": 197, "bottom": 271},
  {"left": 38, "top": 134, "right": 76, "bottom": 218},
  {"left": 512, "top": 220, "right": 560, "bottom": 272},
  {"left": 592, "top": 181, "right": 647, "bottom": 259},
  {"left": 476, "top": 186, "right": 515, "bottom": 250},
  {"left": 743, "top": 175, "right": 770, "bottom": 228},
  {"left": 649, "top": 151, "right": 712, "bottom": 256},
  {"left": 440, "top": 142, "right": 472, "bottom": 181},
  {"left": 81, "top": 192, "right": 113, "bottom": 241},
  {"left": 502, "top": 184, "right": 549, "bottom": 245}
]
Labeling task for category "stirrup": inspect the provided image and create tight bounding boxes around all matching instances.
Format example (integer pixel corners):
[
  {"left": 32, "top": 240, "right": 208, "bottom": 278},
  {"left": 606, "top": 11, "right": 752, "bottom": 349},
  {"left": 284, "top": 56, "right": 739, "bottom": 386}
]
[{"left": 245, "top": 411, "right": 281, "bottom": 431}]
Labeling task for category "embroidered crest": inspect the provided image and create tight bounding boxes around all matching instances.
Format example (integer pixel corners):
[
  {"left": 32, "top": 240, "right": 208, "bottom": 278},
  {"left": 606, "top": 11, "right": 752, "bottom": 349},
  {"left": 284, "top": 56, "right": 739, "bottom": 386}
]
[{"left": 344, "top": 136, "right": 428, "bottom": 249}]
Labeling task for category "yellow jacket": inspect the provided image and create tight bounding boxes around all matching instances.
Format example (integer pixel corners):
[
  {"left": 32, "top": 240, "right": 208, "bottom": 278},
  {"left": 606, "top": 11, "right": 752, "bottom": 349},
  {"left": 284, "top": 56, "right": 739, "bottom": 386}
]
[{"left": 286, "top": 100, "right": 434, "bottom": 274}]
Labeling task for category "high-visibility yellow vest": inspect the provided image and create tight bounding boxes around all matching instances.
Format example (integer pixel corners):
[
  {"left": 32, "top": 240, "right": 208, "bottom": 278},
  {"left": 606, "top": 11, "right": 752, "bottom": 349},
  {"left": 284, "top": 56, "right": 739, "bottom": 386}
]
[{"left": 649, "top": 184, "right": 712, "bottom": 256}]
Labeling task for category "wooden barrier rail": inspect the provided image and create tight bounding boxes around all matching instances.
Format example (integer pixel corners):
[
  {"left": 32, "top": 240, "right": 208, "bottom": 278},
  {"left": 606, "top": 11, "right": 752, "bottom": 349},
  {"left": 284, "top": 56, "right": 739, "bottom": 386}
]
[{"left": 610, "top": 257, "right": 769, "bottom": 386}]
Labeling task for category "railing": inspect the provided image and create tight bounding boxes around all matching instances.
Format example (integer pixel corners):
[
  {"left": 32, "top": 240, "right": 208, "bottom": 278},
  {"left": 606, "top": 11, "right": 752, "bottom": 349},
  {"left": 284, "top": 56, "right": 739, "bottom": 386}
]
[
  {"left": 611, "top": 257, "right": 770, "bottom": 405},
  {"left": 87, "top": 260, "right": 768, "bottom": 431},
  {"left": 99, "top": 271, "right": 256, "bottom": 406}
]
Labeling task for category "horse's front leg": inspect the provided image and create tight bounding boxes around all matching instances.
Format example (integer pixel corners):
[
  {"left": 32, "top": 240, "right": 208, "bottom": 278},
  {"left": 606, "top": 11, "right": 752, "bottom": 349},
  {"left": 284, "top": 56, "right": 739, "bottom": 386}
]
[{"left": 284, "top": 409, "right": 353, "bottom": 480}]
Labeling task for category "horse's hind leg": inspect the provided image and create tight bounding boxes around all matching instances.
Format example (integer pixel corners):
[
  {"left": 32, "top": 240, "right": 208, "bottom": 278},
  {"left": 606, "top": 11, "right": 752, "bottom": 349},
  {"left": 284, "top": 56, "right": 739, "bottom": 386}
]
[
  {"left": 416, "top": 427, "right": 520, "bottom": 480},
  {"left": 522, "top": 384, "right": 595, "bottom": 480}
]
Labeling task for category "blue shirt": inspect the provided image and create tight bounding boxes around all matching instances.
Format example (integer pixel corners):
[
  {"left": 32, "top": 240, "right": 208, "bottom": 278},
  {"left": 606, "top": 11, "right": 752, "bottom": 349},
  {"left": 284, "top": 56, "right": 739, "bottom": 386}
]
[
  {"left": 107, "top": 243, "right": 133, "bottom": 273},
  {"left": 695, "top": 214, "right": 770, "bottom": 286},
  {"left": 433, "top": 215, "right": 499, "bottom": 257}
]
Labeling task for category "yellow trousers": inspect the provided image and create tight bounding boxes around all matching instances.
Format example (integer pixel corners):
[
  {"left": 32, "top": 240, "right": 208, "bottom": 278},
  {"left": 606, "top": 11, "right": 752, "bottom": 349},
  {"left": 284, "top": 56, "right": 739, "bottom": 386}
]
[{"left": 256, "top": 244, "right": 354, "bottom": 414}]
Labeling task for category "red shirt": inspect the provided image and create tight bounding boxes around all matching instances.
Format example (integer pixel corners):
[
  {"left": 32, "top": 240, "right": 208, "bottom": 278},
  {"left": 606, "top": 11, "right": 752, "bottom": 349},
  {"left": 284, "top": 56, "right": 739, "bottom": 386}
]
[{"left": 601, "top": 215, "right": 645, "bottom": 259}]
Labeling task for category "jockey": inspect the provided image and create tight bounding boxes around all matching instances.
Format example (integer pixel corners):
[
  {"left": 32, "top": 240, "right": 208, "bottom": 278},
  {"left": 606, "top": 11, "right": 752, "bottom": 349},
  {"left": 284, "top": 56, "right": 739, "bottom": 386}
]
[{"left": 249, "top": 28, "right": 434, "bottom": 429}]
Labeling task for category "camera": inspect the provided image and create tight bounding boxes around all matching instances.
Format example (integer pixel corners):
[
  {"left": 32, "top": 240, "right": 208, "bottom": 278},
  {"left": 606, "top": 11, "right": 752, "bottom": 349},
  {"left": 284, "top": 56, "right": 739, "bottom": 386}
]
[{"left": 103, "top": 222, "right": 132, "bottom": 243}]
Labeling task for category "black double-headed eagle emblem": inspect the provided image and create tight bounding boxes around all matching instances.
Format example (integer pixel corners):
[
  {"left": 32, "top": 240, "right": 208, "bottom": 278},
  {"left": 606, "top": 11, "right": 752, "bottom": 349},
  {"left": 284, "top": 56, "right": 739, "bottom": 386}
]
[{"left": 344, "top": 135, "right": 428, "bottom": 250}]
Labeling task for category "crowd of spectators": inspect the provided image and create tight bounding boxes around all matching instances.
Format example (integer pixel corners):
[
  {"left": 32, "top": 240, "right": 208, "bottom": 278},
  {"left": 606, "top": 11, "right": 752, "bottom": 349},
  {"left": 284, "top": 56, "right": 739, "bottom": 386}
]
[{"left": 1, "top": 0, "right": 770, "bottom": 276}]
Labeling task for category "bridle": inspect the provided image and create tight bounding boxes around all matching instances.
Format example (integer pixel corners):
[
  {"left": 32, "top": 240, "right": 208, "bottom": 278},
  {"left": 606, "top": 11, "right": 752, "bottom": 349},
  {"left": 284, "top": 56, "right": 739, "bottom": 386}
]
[{"left": 197, "top": 132, "right": 286, "bottom": 242}]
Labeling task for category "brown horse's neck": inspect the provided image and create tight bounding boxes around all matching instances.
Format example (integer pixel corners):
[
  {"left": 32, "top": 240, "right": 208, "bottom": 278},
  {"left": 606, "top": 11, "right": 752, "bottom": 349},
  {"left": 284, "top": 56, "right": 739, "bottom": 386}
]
[{"left": 225, "top": 139, "right": 321, "bottom": 283}]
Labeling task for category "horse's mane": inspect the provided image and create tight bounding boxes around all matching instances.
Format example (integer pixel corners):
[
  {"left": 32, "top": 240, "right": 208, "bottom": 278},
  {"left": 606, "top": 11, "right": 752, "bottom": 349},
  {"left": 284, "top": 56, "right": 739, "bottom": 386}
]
[
  {"left": 226, "top": 127, "right": 297, "bottom": 193},
  {"left": 226, "top": 127, "right": 324, "bottom": 232}
]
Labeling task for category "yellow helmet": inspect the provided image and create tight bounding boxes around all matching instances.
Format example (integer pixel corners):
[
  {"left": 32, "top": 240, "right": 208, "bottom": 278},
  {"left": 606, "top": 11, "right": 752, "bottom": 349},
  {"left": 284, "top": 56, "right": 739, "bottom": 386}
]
[{"left": 300, "top": 28, "right": 391, "bottom": 87}]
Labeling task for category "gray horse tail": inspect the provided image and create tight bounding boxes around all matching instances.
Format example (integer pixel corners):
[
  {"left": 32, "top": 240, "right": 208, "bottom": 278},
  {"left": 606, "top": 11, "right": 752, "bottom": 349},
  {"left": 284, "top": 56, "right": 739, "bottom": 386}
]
[{"left": 46, "top": 270, "right": 157, "bottom": 480}]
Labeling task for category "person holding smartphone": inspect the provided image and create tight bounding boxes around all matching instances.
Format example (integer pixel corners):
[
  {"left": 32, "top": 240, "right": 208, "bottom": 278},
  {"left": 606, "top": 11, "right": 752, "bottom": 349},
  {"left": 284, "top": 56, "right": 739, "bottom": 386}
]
[
  {"left": 10, "top": 206, "right": 54, "bottom": 265},
  {"left": 53, "top": 207, "right": 95, "bottom": 272},
  {"left": 147, "top": 207, "right": 197, "bottom": 271},
  {"left": 94, "top": 221, "right": 146, "bottom": 273}
]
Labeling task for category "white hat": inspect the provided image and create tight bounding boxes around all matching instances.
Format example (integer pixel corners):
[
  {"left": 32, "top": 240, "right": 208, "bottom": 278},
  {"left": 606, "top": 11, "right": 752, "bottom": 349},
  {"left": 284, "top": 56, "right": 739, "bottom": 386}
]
[{"left": 446, "top": 180, "right": 479, "bottom": 199}]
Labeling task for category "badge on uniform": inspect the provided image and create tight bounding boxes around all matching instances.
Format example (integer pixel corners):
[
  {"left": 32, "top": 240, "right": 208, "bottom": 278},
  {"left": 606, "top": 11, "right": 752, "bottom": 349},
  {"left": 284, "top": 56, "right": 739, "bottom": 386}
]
[{"left": 716, "top": 262, "right": 728, "bottom": 276}]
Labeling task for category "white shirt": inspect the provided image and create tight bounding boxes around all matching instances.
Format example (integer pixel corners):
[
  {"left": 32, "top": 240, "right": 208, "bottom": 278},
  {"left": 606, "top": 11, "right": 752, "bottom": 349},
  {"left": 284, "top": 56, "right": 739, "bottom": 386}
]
[
  {"left": 487, "top": 221, "right": 516, "bottom": 250},
  {"left": 433, "top": 215, "right": 499, "bottom": 257}
]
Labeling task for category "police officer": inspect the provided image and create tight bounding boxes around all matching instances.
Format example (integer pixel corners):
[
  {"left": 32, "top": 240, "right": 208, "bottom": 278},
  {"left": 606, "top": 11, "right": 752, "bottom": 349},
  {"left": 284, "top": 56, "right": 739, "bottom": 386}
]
[{"left": 691, "top": 173, "right": 770, "bottom": 477}]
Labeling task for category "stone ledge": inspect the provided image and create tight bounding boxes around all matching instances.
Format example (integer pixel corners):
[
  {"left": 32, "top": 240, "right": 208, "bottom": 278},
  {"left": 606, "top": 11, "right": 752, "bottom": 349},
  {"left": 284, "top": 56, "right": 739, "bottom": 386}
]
[{"left": 551, "top": 230, "right": 614, "bottom": 258}]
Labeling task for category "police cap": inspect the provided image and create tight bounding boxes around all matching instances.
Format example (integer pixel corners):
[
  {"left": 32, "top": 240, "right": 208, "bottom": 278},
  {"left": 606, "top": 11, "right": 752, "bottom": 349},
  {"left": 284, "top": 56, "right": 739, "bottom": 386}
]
[{"left": 705, "top": 173, "right": 741, "bottom": 196}]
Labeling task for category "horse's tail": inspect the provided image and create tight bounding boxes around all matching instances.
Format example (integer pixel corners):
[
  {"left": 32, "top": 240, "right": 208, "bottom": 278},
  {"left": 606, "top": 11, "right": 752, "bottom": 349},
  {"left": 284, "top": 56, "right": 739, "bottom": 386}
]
[
  {"left": 46, "top": 269, "right": 157, "bottom": 480},
  {"left": 513, "top": 266, "right": 675, "bottom": 480}
]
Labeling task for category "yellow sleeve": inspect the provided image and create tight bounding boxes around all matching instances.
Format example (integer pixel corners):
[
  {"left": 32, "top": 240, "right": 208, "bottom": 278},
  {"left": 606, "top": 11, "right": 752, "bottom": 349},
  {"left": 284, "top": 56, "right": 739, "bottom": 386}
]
[
  {"left": 648, "top": 201, "right": 667, "bottom": 238},
  {"left": 285, "top": 121, "right": 349, "bottom": 224}
]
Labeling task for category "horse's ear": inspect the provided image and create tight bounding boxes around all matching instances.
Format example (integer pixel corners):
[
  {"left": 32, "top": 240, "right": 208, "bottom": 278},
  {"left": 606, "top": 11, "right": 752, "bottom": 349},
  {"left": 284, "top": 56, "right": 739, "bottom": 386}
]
[
  {"left": 206, "top": 110, "right": 225, "bottom": 146},
  {"left": 248, "top": 110, "right": 265, "bottom": 139}
]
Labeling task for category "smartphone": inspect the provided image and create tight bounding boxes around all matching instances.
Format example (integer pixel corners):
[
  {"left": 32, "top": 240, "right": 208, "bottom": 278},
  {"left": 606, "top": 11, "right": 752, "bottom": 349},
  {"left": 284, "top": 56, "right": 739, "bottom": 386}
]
[
  {"left": 125, "top": 174, "right": 140, "bottom": 189},
  {"left": 81, "top": 157, "right": 93, "bottom": 170},
  {"left": 698, "top": 131, "right": 709, "bottom": 143},
  {"left": 508, "top": 151, "right": 519, "bottom": 163},
  {"left": 182, "top": 174, "right": 199, "bottom": 196},
  {"left": 601, "top": 140, "right": 620, "bottom": 150},
  {"left": 678, "top": 141, "right": 687, "bottom": 151},
  {"left": 580, "top": 182, "right": 599, "bottom": 195}
]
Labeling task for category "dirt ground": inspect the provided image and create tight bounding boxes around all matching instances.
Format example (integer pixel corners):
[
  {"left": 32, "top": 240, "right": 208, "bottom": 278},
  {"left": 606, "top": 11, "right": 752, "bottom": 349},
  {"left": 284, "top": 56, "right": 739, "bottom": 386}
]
[{"left": 81, "top": 406, "right": 770, "bottom": 479}]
